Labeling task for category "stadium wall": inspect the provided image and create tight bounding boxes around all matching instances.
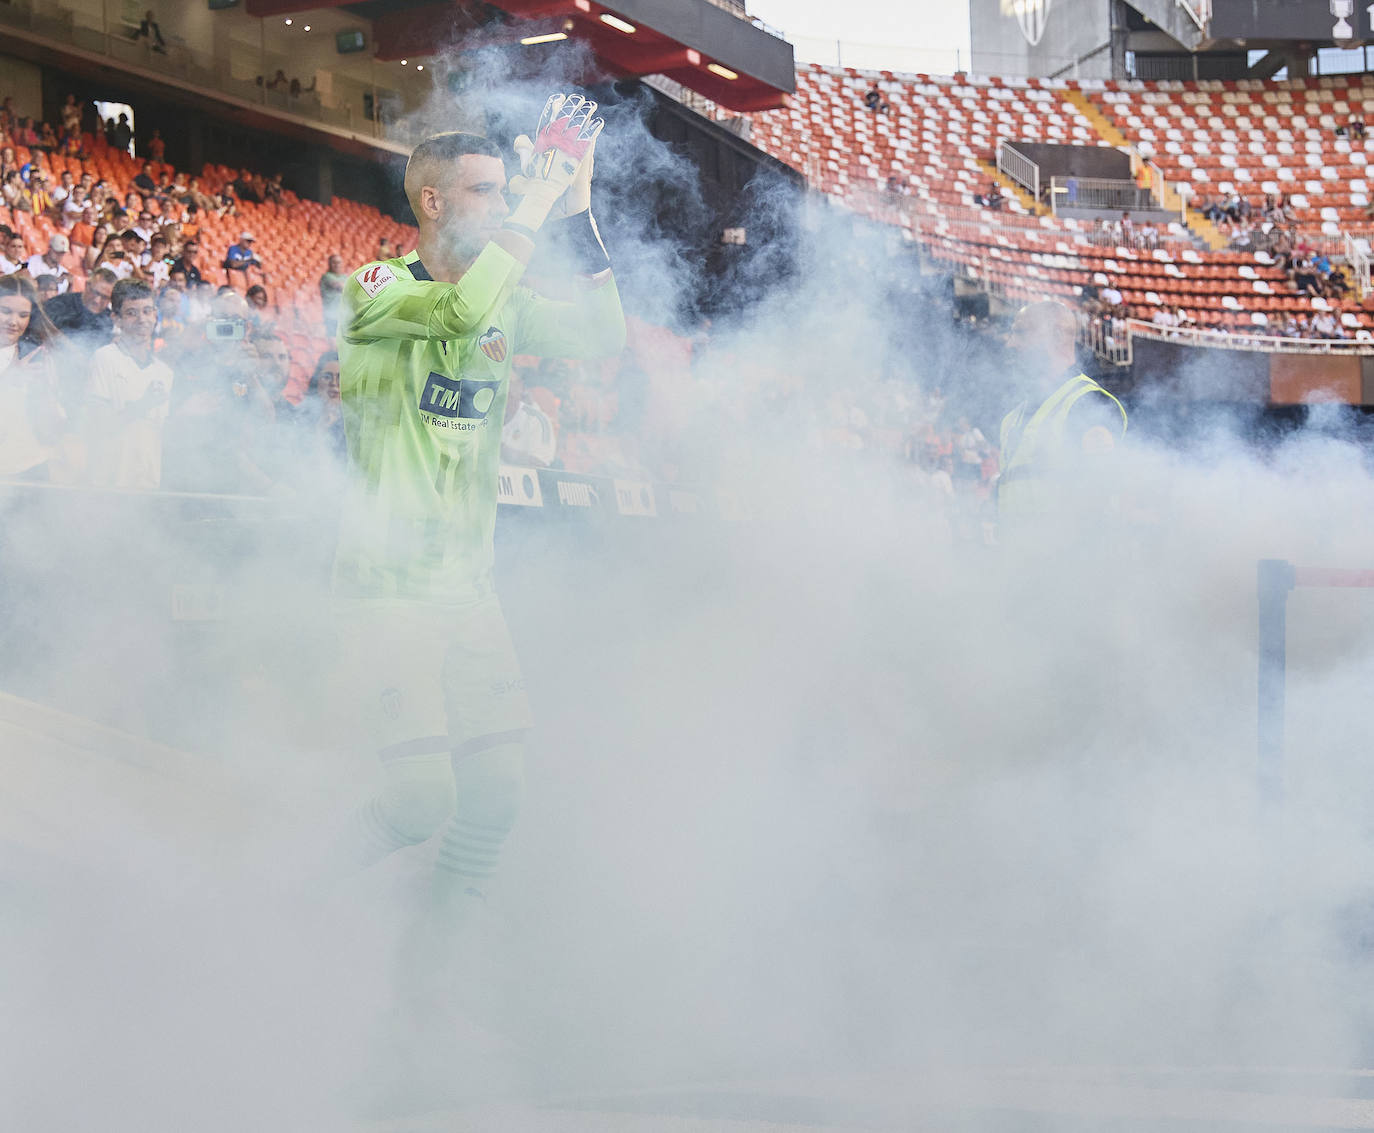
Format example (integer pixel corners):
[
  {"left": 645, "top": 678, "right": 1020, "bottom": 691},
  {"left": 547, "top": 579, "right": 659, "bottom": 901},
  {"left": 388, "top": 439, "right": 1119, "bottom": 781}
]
[{"left": 2, "top": 53, "right": 43, "bottom": 119}]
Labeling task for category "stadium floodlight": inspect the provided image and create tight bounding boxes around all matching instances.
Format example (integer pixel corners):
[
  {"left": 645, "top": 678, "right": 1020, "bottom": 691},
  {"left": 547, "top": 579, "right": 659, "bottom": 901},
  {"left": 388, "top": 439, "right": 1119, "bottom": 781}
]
[
  {"left": 707, "top": 63, "right": 739, "bottom": 80},
  {"left": 1331, "top": 0, "right": 1354, "bottom": 42},
  {"left": 521, "top": 32, "right": 569, "bottom": 45},
  {"left": 600, "top": 13, "right": 637, "bottom": 33}
]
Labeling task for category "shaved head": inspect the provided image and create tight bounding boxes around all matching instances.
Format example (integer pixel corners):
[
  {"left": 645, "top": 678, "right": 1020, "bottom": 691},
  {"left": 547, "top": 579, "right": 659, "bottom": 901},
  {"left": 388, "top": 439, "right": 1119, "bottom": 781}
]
[
  {"left": 1012, "top": 299, "right": 1078, "bottom": 340},
  {"left": 1009, "top": 298, "right": 1080, "bottom": 381},
  {"left": 404, "top": 132, "right": 504, "bottom": 218},
  {"left": 403, "top": 132, "right": 511, "bottom": 267}
]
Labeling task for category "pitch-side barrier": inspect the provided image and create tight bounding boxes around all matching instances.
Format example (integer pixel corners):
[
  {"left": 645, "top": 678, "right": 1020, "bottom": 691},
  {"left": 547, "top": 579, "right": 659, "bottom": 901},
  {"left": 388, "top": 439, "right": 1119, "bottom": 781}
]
[{"left": 1257, "top": 558, "right": 1374, "bottom": 801}]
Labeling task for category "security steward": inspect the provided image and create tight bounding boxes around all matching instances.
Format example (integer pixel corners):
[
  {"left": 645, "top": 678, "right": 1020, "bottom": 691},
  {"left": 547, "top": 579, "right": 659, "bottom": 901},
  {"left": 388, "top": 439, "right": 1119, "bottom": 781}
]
[{"left": 997, "top": 300, "right": 1127, "bottom": 535}]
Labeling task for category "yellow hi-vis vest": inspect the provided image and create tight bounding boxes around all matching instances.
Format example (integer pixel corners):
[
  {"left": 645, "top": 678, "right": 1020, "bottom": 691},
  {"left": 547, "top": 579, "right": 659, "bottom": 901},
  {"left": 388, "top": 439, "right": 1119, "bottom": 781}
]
[{"left": 998, "top": 373, "right": 1127, "bottom": 519}]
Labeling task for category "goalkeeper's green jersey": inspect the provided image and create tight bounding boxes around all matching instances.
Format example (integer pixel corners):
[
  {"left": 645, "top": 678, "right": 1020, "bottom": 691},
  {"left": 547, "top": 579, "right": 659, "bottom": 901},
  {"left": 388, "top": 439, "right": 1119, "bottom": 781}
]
[{"left": 334, "top": 245, "right": 625, "bottom": 606}]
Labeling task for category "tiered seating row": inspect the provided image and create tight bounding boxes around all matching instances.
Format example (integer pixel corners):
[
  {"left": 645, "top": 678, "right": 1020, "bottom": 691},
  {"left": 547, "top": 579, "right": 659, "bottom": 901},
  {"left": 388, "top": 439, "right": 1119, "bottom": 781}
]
[
  {"left": 925, "top": 233, "right": 1373, "bottom": 332},
  {"left": 751, "top": 64, "right": 1107, "bottom": 214},
  {"left": 1083, "top": 75, "right": 1374, "bottom": 235},
  {"left": 6, "top": 137, "right": 416, "bottom": 380}
]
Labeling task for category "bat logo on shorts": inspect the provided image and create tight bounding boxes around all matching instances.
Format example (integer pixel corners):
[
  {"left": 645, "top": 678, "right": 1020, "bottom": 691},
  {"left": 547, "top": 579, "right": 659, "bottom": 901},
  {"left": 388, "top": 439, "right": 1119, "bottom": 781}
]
[
  {"left": 478, "top": 326, "right": 508, "bottom": 363},
  {"left": 380, "top": 687, "right": 403, "bottom": 720}
]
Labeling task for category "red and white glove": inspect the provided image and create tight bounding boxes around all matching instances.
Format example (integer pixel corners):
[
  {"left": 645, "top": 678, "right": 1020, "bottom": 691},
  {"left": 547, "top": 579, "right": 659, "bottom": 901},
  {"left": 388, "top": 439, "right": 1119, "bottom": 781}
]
[{"left": 506, "top": 93, "right": 604, "bottom": 233}]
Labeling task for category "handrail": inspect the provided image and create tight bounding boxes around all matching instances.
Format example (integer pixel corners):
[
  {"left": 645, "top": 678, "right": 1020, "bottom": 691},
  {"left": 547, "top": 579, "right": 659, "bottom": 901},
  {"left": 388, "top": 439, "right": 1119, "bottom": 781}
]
[
  {"left": 1344, "top": 231, "right": 1372, "bottom": 300},
  {"left": 1080, "top": 313, "right": 1133, "bottom": 365},
  {"left": 1175, "top": 0, "right": 1210, "bottom": 32},
  {"left": 0, "top": 0, "right": 414, "bottom": 152},
  {"left": 1127, "top": 318, "right": 1374, "bottom": 354},
  {"left": 1050, "top": 176, "right": 1157, "bottom": 216},
  {"left": 997, "top": 141, "right": 1041, "bottom": 206}
]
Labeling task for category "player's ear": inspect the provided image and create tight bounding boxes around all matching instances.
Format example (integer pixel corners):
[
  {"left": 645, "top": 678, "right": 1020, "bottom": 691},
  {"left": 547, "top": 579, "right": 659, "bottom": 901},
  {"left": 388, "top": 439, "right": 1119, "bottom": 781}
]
[{"left": 420, "top": 186, "right": 443, "bottom": 222}]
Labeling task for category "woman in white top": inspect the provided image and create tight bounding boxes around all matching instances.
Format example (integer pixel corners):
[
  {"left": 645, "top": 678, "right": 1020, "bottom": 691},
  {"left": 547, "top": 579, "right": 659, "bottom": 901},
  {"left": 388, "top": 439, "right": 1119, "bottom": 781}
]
[{"left": 0, "top": 274, "right": 69, "bottom": 480}]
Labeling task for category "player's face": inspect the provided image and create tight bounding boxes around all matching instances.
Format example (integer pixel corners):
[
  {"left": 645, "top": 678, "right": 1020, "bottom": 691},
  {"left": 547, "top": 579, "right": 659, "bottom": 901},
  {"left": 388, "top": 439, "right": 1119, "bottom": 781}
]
[
  {"left": 116, "top": 297, "right": 157, "bottom": 343},
  {"left": 434, "top": 154, "right": 509, "bottom": 257}
]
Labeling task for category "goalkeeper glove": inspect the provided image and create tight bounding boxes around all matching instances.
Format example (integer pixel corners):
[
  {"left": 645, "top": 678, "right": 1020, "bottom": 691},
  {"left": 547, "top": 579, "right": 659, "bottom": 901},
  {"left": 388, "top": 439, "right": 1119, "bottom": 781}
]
[{"left": 505, "top": 92, "right": 603, "bottom": 236}]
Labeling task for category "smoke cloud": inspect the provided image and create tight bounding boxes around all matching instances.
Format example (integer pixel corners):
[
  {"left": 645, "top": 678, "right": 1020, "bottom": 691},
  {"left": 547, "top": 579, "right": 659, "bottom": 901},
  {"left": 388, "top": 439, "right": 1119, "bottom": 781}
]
[{"left": 7, "top": 47, "right": 1374, "bottom": 1133}]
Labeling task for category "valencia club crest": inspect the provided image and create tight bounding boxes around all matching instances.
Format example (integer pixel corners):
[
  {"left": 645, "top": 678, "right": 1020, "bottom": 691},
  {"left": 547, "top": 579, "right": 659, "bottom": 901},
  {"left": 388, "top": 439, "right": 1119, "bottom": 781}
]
[{"left": 478, "top": 326, "right": 508, "bottom": 363}]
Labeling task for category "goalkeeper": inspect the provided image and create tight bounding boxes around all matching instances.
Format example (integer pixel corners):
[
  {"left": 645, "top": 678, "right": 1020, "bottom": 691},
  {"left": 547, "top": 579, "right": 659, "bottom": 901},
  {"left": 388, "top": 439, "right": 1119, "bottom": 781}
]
[{"left": 331, "top": 96, "right": 625, "bottom": 982}]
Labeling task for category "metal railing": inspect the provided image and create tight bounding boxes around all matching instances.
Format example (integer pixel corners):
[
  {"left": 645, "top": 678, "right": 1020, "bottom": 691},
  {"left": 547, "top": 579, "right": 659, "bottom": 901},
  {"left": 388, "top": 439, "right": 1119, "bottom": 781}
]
[
  {"left": 1080, "top": 315, "right": 1134, "bottom": 365},
  {"left": 1050, "top": 176, "right": 1157, "bottom": 215},
  {"left": 1176, "top": 0, "right": 1211, "bottom": 31},
  {"left": 997, "top": 142, "right": 1041, "bottom": 206},
  {"left": 1344, "top": 231, "right": 1372, "bottom": 299},
  {"left": 1127, "top": 318, "right": 1374, "bottom": 354},
  {"left": 0, "top": 0, "right": 416, "bottom": 151}
]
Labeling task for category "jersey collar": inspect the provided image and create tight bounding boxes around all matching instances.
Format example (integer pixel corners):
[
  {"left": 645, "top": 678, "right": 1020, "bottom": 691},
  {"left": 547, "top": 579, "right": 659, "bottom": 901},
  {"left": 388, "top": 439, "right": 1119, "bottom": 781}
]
[{"left": 407, "top": 252, "right": 433, "bottom": 282}]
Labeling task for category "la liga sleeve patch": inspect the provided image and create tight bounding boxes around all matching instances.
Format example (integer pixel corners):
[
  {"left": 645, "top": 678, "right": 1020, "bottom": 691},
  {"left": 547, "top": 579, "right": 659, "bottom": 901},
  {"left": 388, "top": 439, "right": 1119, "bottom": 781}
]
[{"left": 356, "top": 263, "right": 397, "bottom": 297}]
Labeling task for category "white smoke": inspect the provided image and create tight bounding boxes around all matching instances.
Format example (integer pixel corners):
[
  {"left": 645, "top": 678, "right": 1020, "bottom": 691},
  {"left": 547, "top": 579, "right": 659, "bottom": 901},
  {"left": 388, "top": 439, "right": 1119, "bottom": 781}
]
[{"left": 7, "top": 46, "right": 1374, "bottom": 1133}]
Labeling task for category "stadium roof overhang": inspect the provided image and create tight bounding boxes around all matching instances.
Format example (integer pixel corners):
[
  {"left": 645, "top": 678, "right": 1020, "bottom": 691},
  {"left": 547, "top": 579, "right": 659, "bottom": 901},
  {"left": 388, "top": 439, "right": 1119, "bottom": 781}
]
[{"left": 243, "top": 0, "right": 794, "bottom": 112}]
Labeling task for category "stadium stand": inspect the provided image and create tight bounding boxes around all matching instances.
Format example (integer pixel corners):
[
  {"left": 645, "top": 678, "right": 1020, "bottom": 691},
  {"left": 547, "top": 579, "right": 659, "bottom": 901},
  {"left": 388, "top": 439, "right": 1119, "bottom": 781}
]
[
  {"left": 0, "top": 128, "right": 415, "bottom": 387},
  {"left": 1084, "top": 75, "right": 1374, "bottom": 238},
  {"left": 749, "top": 64, "right": 1374, "bottom": 338}
]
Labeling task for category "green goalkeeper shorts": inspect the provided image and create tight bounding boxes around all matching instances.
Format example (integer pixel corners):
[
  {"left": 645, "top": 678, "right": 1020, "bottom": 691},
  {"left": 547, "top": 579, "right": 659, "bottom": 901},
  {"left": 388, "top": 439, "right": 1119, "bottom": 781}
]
[{"left": 335, "top": 595, "right": 534, "bottom": 757}]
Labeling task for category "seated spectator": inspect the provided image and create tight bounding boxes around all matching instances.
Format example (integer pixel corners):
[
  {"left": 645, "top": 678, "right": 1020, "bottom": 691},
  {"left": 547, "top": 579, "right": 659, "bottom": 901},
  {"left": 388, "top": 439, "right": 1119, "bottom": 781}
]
[
  {"left": 132, "top": 8, "right": 167, "bottom": 53},
  {"left": 244, "top": 284, "right": 274, "bottom": 334},
  {"left": 34, "top": 274, "right": 61, "bottom": 307},
  {"left": 86, "top": 279, "right": 172, "bottom": 489},
  {"left": 25, "top": 170, "right": 54, "bottom": 217},
  {"left": 1353, "top": 115, "right": 1368, "bottom": 141},
  {"left": 132, "top": 162, "right": 157, "bottom": 194},
  {"left": 96, "top": 233, "right": 137, "bottom": 280},
  {"left": 376, "top": 236, "right": 395, "bottom": 261},
  {"left": 282, "top": 351, "right": 344, "bottom": 466},
  {"left": 0, "top": 274, "right": 70, "bottom": 480},
  {"left": 862, "top": 83, "right": 890, "bottom": 114},
  {"left": 223, "top": 231, "right": 267, "bottom": 284},
  {"left": 144, "top": 233, "right": 172, "bottom": 287},
  {"left": 232, "top": 169, "right": 262, "bottom": 204},
  {"left": 59, "top": 184, "right": 87, "bottom": 226},
  {"left": 251, "top": 330, "right": 294, "bottom": 410},
  {"left": 42, "top": 266, "right": 117, "bottom": 357},
  {"left": 170, "top": 238, "right": 205, "bottom": 286},
  {"left": 0, "top": 231, "right": 26, "bottom": 274},
  {"left": 319, "top": 252, "right": 347, "bottom": 335},
  {"left": 50, "top": 169, "right": 75, "bottom": 207},
  {"left": 25, "top": 234, "right": 72, "bottom": 293},
  {"left": 2, "top": 169, "right": 28, "bottom": 213},
  {"left": 146, "top": 128, "right": 165, "bottom": 162}
]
